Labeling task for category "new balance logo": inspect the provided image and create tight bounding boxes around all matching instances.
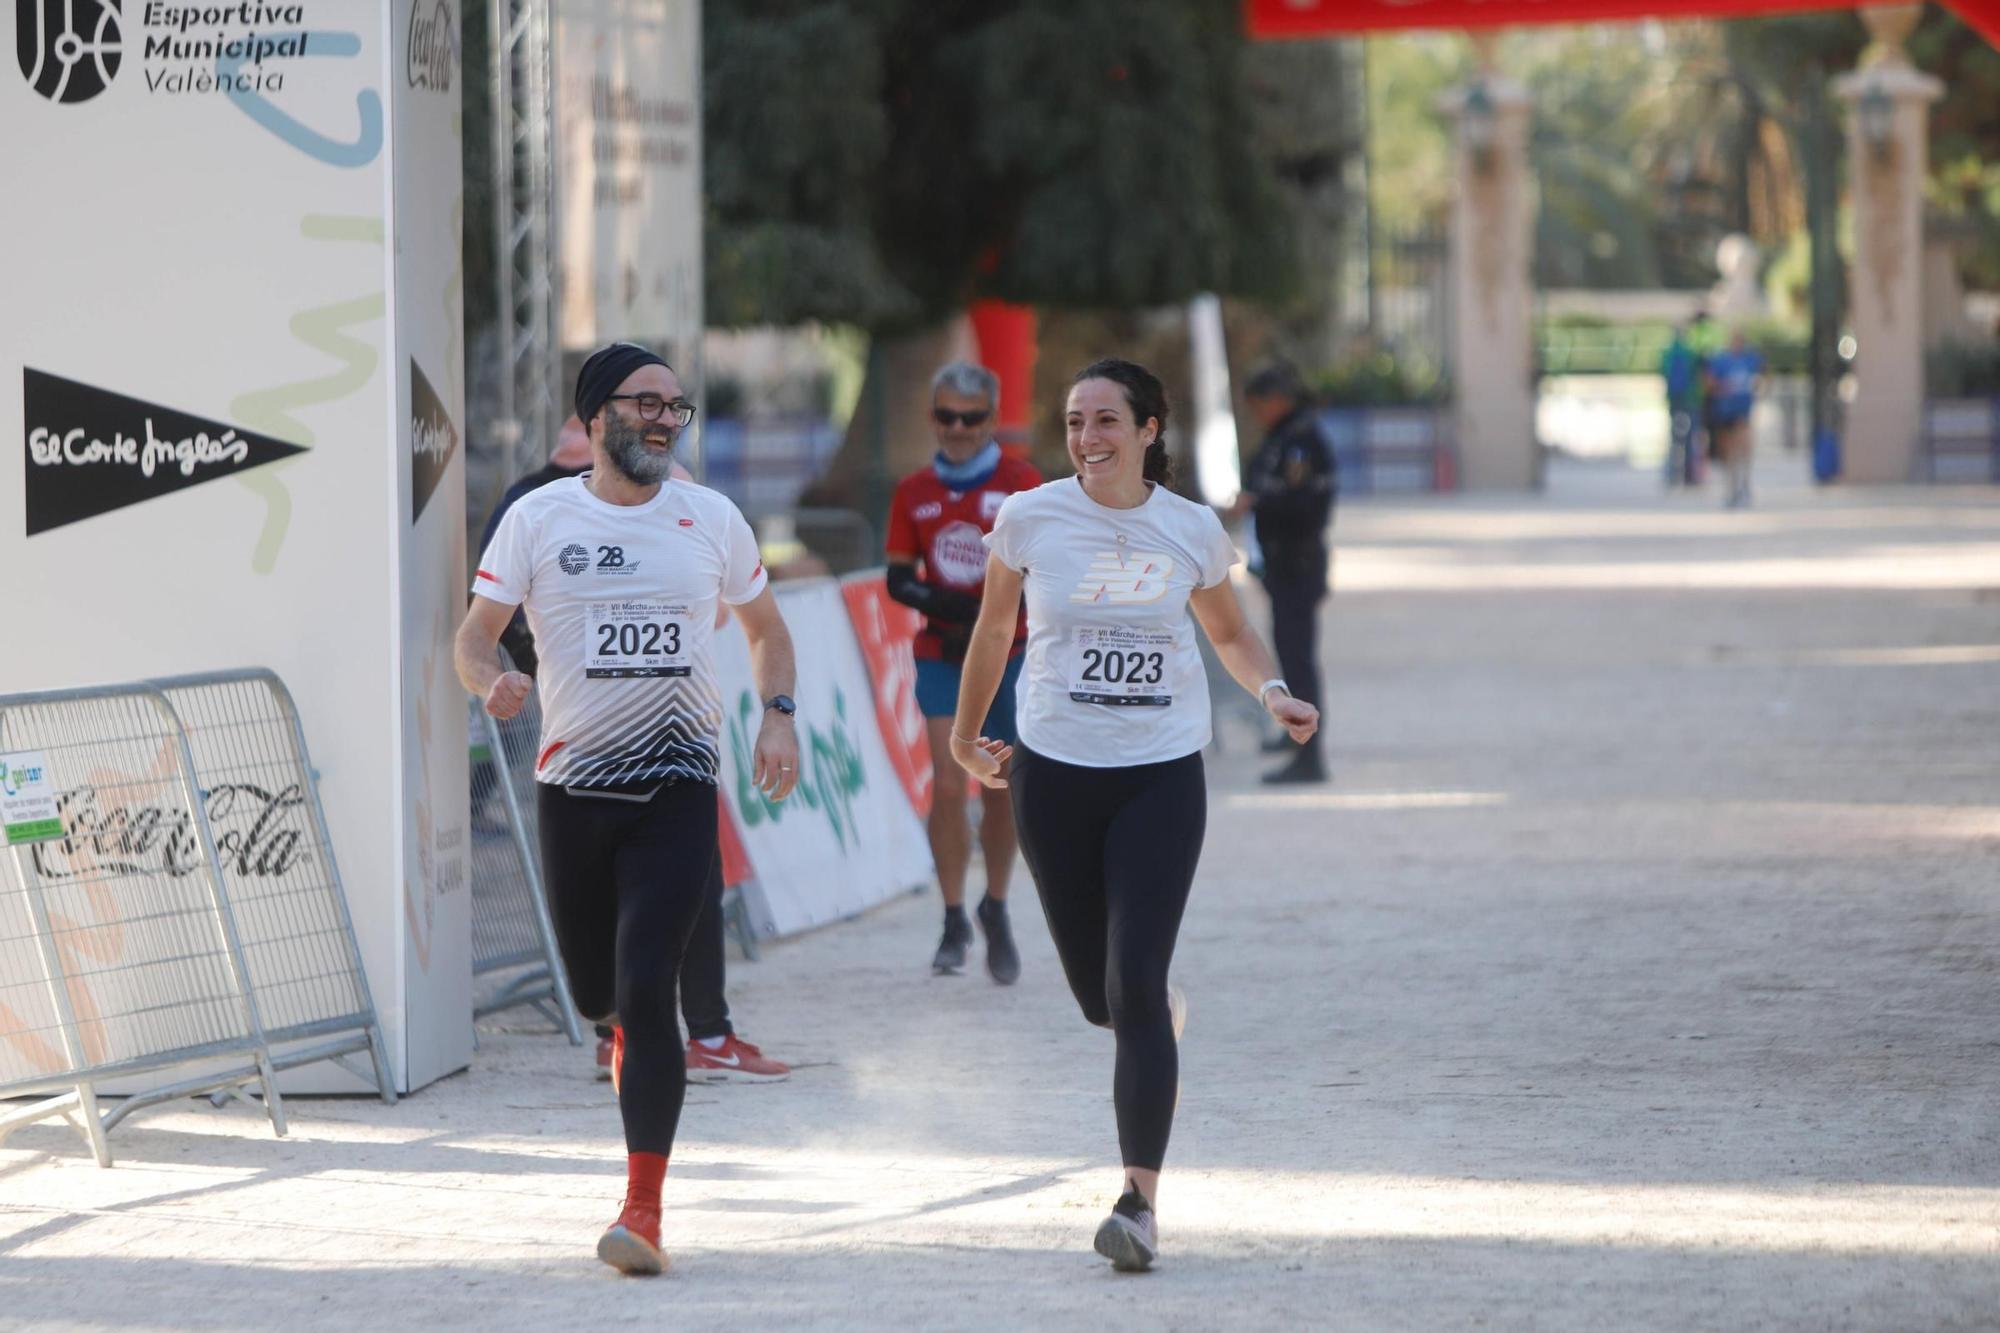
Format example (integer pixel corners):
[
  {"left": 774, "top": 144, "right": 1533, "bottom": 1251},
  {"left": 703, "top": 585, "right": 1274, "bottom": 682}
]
[{"left": 1068, "top": 551, "right": 1174, "bottom": 604}]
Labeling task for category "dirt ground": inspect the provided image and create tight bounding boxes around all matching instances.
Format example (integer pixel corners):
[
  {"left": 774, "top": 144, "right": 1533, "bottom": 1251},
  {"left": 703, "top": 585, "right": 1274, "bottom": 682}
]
[{"left": 5, "top": 454, "right": 1999, "bottom": 1330}]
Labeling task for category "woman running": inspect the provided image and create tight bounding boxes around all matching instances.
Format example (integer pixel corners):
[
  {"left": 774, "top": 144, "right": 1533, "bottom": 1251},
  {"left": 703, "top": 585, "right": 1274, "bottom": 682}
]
[{"left": 950, "top": 358, "right": 1319, "bottom": 1271}]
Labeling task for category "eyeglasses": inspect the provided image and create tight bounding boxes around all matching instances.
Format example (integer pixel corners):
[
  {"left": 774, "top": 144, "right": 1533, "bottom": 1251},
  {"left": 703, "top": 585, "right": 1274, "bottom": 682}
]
[
  {"left": 606, "top": 393, "right": 697, "bottom": 427},
  {"left": 933, "top": 408, "right": 991, "bottom": 428}
]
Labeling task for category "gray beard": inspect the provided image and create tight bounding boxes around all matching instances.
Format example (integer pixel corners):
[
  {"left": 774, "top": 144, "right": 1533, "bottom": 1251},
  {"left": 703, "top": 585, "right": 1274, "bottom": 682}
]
[{"left": 602, "top": 417, "right": 676, "bottom": 485}]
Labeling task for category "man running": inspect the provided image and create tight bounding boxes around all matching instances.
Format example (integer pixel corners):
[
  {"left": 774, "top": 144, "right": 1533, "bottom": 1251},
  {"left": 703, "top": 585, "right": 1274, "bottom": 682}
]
[
  {"left": 456, "top": 343, "right": 799, "bottom": 1276},
  {"left": 479, "top": 417, "right": 789, "bottom": 1084},
  {"left": 885, "top": 360, "right": 1042, "bottom": 981}
]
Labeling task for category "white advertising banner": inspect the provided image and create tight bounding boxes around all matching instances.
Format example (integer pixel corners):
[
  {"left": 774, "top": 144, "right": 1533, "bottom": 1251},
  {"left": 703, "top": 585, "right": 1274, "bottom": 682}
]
[
  {"left": 394, "top": 0, "right": 472, "bottom": 1086},
  {"left": 553, "top": 0, "right": 702, "bottom": 368},
  {"left": 714, "top": 582, "right": 932, "bottom": 937},
  {"left": 2, "top": 0, "right": 469, "bottom": 1091}
]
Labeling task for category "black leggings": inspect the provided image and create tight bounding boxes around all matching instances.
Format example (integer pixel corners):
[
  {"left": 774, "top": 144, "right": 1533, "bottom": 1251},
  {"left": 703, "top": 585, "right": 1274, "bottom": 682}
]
[
  {"left": 1009, "top": 745, "right": 1207, "bottom": 1173},
  {"left": 538, "top": 780, "right": 716, "bottom": 1156},
  {"left": 592, "top": 854, "right": 732, "bottom": 1045}
]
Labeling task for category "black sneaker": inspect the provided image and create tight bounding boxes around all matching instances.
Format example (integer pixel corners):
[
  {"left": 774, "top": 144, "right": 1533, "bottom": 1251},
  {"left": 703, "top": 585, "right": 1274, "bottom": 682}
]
[
  {"left": 931, "top": 910, "right": 973, "bottom": 975},
  {"left": 1093, "top": 1183, "right": 1158, "bottom": 1272},
  {"left": 976, "top": 895, "right": 1021, "bottom": 986}
]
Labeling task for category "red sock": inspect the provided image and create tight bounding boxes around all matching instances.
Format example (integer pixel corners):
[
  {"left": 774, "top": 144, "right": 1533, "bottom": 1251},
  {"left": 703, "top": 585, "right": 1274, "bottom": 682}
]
[{"left": 626, "top": 1151, "right": 668, "bottom": 1209}]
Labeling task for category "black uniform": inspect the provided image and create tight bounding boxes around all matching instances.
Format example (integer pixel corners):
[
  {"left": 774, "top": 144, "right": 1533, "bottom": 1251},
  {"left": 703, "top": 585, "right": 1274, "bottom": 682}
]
[{"left": 1243, "top": 404, "right": 1335, "bottom": 759}]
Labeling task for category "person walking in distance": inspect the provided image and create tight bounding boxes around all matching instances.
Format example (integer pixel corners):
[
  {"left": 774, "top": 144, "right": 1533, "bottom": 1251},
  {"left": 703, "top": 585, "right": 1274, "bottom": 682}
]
[
  {"left": 1238, "top": 365, "right": 1335, "bottom": 785},
  {"left": 477, "top": 415, "right": 788, "bottom": 1085},
  {"left": 951, "top": 359, "right": 1319, "bottom": 1271},
  {"left": 1705, "top": 328, "right": 1764, "bottom": 509},
  {"left": 885, "top": 361, "right": 1042, "bottom": 980},
  {"left": 456, "top": 343, "right": 801, "bottom": 1276}
]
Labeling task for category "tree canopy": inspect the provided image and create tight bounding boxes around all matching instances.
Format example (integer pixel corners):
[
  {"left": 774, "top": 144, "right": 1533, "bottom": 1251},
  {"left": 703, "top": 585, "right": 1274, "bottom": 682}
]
[{"left": 703, "top": 0, "right": 1296, "bottom": 331}]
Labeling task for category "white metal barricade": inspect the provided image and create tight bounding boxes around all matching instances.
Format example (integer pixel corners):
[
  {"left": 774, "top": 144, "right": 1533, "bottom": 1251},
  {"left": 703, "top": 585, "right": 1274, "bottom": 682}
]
[
  {"left": 467, "top": 666, "right": 581, "bottom": 1043},
  {"left": 150, "top": 670, "right": 396, "bottom": 1099},
  {"left": 0, "top": 684, "right": 284, "bottom": 1165}
]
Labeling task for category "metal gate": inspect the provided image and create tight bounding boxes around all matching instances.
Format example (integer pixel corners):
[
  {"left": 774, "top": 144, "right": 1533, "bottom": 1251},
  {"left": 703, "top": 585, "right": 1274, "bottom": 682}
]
[
  {"left": 468, "top": 663, "right": 581, "bottom": 1043},
  {"left": 0, "top": 684, "right": 284, "bottom": 1166},
  {"left": 150, "top": 670, "right": 396, "bottom": 1098}
]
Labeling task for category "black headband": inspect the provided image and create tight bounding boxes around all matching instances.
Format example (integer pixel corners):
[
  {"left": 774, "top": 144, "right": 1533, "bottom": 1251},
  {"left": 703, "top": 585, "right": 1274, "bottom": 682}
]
[{"left": 575, "top": 343, "right": 671, "bottom": 426}]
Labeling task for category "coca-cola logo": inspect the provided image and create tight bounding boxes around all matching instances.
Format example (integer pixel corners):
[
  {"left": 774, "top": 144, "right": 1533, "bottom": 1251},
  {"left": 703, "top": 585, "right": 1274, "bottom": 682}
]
[
  {"left": 405, "top": 0, "right": 453, "bottom": 91},
  {"left": 34, "top": 781, "right": 313, "bottom": 882}
]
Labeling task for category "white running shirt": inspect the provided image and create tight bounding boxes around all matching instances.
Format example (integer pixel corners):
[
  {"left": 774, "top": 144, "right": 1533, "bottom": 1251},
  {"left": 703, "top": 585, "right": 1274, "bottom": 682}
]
[
  {"left": 473, "top": 475, "right": 768, "bottom": 787},
  {"left": 985, "top": 478, "right": 1239, "bottom": 768}
]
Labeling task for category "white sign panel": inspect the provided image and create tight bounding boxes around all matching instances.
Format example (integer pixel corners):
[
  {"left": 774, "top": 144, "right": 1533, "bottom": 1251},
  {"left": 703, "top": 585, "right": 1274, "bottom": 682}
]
[
  {"left": 394, "top": 0, "right": 472, "bottom": 1088},
  {"left": 2, "top": 0, "right": 469, "bottom": 1092},
  {"left": 714, "top": 582, "right": 932, "bottom": 936},
  {"left": 553, "top": 0, "right": 702, "bottom": 366}
]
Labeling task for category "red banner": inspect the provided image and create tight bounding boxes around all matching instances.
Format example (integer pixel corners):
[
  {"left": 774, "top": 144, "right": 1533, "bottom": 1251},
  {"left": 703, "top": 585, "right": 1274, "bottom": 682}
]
[
  {"left": 839, "top": 574, "right": 935, "bottom": 818},
  {"left": 1246, "top": 0, "right": 2000, "bottom": 46}
]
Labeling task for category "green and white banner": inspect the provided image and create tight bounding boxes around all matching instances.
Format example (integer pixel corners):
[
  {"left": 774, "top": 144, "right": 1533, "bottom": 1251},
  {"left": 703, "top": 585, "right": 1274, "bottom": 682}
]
[{"left": 714, "top": 581, "right": 933, "bottom": 937}]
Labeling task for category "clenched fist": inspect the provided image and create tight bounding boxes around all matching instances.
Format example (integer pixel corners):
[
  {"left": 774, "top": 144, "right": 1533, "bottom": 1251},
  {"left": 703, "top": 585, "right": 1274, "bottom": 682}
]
[{"left": 485, "top": 670, "right": 534, "bottom": 719}]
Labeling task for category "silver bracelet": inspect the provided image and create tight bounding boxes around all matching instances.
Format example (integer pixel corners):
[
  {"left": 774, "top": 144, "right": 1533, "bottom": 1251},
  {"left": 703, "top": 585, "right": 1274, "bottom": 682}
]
[{"left": 1259, "top": 678, "right": 1290, "bottom": 705}]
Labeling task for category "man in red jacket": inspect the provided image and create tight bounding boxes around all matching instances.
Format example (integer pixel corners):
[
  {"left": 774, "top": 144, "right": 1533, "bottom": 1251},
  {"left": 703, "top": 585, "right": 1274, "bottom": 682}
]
[{"left": 885, "top": 361, "right": 1041, "bottom": 981}]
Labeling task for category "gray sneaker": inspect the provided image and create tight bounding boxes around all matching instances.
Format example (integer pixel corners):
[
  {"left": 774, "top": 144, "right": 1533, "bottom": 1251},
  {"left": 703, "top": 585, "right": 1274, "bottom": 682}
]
[
  {"left": 1093, "top": 1184, "right": 1159, "bottom": 1272},
  {"left": 931, "top": 912, "right": 972, "bottom": 975},
  {"left": 976, "top": 895, "right": 1021, "bottom": 986}
]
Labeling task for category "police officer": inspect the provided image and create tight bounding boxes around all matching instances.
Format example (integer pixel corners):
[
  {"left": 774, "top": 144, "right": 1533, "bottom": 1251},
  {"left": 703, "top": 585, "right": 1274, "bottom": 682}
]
[{"left": 1239, "top": 366, "right": 1334, "bottom": 785}]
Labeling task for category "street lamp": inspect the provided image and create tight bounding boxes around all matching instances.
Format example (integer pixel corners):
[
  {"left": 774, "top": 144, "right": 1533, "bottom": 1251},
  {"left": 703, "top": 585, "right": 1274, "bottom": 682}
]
[{"left": 1859, "top": 83, "right": 1894, "bottom": 162}]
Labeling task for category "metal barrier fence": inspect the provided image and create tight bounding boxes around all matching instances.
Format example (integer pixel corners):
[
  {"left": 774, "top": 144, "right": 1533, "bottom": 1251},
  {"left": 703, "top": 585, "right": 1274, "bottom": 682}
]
[
  {"left": 0, "top": 684, "right": 284, "bottom": 1166},
  {"left": 150, "top": 671, "right": 396, "bottom": 1097},
  {"left": 468, "top": 663, "right": 581, "bottom": 1044}
]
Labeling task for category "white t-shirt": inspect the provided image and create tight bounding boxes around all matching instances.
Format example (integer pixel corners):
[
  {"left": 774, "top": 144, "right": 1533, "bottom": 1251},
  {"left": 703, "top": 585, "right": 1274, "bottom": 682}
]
[
  {"left": 473, "top": 475, "right": 768, "bottom": 788},
  {"left": 985, "top": 477, "right": 1240, "bottom": 768}
]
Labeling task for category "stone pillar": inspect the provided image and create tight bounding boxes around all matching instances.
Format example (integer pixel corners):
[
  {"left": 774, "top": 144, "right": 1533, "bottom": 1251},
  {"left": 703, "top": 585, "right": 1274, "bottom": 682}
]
[
  {"left": 1834, "top": 5, "right": 1942, "bottom": 483},
  {"left": 1442, "top": 33, "right": 1537, "bottom": 490}
]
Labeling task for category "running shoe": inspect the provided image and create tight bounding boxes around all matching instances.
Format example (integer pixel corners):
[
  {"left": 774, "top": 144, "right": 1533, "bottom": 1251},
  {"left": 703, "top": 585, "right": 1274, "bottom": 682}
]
[
  {"left": 686, "top": 1034, "right": 791, "bottom": 1084},
  {"left": 932, "top": 912, "right": 973, "bottom": 975},
  {"left": 976, "top": 894, "right": 1021, "bottom": 986},
  {"left": 597, "top": 1198, "right": 666, "bottom": 1276},
  {"left": 595, "top": 1034, "right": 614, "bottom": 1082},
  {"left": 1093, "top": 1183, "right": 1159, "bottom": 1272}
]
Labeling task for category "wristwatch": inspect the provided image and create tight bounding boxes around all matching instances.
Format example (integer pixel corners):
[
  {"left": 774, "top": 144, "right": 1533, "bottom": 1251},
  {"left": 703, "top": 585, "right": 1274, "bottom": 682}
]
[{"left": 764, "top": 694, "right": 796, "bottom": 717}]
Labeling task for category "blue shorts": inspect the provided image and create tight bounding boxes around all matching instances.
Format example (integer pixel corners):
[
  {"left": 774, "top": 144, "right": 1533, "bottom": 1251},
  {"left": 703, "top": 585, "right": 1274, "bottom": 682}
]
[{"left": 915, "top": 654, "right": 1022, "bottom": 746}]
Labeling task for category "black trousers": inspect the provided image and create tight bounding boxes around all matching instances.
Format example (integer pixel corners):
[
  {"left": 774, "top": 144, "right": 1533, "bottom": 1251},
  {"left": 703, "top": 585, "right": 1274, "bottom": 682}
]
[
  {"left": 1264, "top": 566, "right": 1326, "bottom": 755},
  {"left": 1010, "top": 745, "right": 1207, "bottom": 1173},
  {"left": 538, "top": 780, "right": 716, "bottom": 1156}
]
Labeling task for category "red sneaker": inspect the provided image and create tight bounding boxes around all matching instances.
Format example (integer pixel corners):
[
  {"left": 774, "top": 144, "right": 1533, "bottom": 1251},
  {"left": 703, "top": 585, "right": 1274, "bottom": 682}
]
[
  {"left": 685, "top": 1034, "right": 790, "bottom": 1084},
  {"left": 596, "top": 1198, "right": 665, "bottom": 1276},
  {"left": 594, "top": 1034, "right": 613, "bottom": 1082}
]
